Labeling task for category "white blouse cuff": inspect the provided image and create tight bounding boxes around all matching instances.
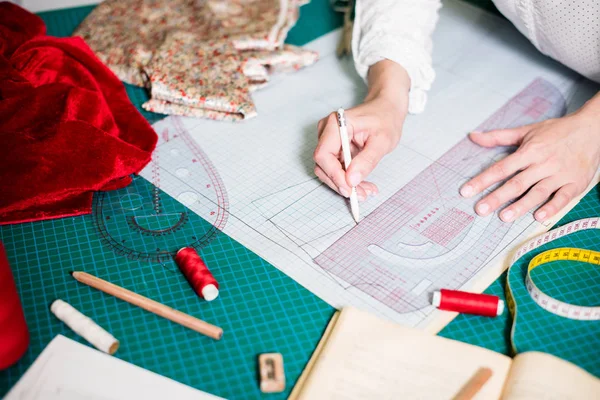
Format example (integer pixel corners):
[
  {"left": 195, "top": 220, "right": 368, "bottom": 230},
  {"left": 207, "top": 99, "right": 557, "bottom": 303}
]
[{"left": 352, "top": 38, "right": 435, "bottom": 114}]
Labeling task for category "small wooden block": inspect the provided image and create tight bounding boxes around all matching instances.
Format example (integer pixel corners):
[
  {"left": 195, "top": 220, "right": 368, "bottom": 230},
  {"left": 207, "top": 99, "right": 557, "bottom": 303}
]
[{"left": 259, "top": 353, "right": 285, "bottom": 393}]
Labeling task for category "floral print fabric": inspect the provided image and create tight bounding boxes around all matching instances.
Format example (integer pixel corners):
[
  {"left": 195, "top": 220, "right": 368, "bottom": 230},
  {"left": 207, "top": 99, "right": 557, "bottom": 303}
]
[{"left": 74, "top": 0, "right": 317, "bottom": 121}]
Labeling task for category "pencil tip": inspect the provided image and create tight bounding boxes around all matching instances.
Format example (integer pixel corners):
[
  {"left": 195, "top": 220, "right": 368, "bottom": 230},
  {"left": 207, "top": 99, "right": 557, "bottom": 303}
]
[
  {"left": 350, "top": 195, "right": 360, "bottom": 223},
  {"left": 69, "top": 271, "right": 74, "bottom": 276}
]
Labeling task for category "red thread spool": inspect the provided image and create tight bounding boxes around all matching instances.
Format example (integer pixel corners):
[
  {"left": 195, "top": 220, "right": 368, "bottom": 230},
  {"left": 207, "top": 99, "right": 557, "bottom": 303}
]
[
  {"left": 0, "top": 241, "right": 29, "bottom": 369},
  {"left": 175, "top": 247, "right": 219, "bottom": 301},
  {"left": 432, "top": 289, "right": 504, "bottom": 317}
]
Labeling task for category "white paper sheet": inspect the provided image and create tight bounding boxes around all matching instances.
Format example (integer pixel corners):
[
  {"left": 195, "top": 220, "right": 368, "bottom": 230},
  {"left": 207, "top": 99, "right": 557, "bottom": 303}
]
[
  {"left": 140, "top": 0, "right": 599, "bottom": 331},
  {"left": 5, "top": 335, "right": 223, "bottom": 400}
]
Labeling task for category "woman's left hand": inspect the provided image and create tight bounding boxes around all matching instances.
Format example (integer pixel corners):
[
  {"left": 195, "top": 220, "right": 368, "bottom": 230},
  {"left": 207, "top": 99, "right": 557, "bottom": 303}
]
[{"left": 460, "top": 100, "right": 600, "bottom": 223}]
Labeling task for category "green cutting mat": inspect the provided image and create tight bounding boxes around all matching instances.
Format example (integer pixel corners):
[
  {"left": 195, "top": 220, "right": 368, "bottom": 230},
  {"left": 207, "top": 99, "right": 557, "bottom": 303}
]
[
  {"left": 1, "top": 1, "right": 599, "bottom": 398},
  {"left": 439, "top": 195, "right": 600, "bottom": 374}
]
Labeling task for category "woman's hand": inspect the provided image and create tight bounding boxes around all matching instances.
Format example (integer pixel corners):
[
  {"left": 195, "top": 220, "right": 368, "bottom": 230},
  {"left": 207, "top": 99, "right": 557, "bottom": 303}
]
[
  {"left": 461, "top": 93, "right": 600, "bottom": 222},
  {"left": 313, "top": 60, "right": 410, "bottom": 200}
]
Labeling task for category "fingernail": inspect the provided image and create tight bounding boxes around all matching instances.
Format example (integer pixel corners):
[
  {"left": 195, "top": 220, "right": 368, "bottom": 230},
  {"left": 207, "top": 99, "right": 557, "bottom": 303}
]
[
  {"left": 339, "top": 187, "right": 350, "bottom": 197},
  {"left": 501, "top": 209, "right": 515, "bottom": 222},
  {"left": 460, "top": 185, "right": 474, "bottom": 197},
  {"left": 536, "top": 210, "right": 546, "bottom": 221},
  {"left": 348, "top": 172, "right": 362, "bottom": 187},
  {"left": 477, "top": 202, "right": 490, "bottom": 215},
  {"left": 358, "top": 193, "right": 366, "bottom": 202},
  {"left": 364, "top": 188, "right": 373, "bottom": 196}
]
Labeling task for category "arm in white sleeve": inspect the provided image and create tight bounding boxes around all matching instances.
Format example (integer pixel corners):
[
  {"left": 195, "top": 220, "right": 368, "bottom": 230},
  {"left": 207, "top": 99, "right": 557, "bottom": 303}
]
[{"left": 352, "top": 0, "right": 442, "bottom": 114}]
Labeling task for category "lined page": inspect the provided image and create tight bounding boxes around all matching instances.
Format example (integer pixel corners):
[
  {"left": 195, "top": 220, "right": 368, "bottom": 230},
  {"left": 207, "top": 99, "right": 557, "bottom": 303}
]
[
  {"left": 502, "top": 352, "right": 600, "bottom": 400},
  {"left": 297, "top": 307, "right": 512, "bottom": 399}
]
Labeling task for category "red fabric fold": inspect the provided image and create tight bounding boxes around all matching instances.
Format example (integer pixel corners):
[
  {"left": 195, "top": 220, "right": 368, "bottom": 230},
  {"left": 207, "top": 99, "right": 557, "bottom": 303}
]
[
  {"left": 0, "top": 2, "right": 157, "bottom": 225},
  {"left": 0, "top": 241, "right": 29, "bottom": 369}
]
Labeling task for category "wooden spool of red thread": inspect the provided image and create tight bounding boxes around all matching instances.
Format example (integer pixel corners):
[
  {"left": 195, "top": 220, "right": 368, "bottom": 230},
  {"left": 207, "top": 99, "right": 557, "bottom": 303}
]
[
  {"left": 175, "top": 247, "right": 219, "bottom": 301},
  {"left": 432, "top": 289, "right": 504, "bottom": 317},
  {"left": 0, "top": 241, "right": 29, "bottom": 369}
]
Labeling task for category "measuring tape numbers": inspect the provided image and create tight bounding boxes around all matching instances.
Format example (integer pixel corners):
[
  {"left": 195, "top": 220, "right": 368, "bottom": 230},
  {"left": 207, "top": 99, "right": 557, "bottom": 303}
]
[
  {"left": 526, "top": 248, "right": 600, "bottom": 320},
  {"left": 506, "top": 218, "right": 600, "bottom": 352}
]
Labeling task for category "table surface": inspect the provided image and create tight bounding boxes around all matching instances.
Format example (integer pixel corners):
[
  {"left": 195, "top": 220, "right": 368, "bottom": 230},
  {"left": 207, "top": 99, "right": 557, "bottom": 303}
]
[{"left": 1, "top": 1, "right": 598, "bottom": 399}]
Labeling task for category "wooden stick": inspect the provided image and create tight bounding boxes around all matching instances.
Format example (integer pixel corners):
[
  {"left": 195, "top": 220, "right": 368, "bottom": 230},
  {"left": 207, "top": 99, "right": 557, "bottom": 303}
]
[
  {"left": 452, "top": 367, "right": 493, "bottom": 400},
  {"left": 289, "top": 311, "right": 341, "bottom": 400},
  {"left": 71, "top": 271, "right": 223, "bottom": 340}
]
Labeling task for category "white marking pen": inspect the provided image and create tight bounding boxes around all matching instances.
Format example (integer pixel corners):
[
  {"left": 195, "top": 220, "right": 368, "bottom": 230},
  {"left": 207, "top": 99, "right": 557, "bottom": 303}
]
[{"left": 336, "top": 108, "right": 360, "bottom": 223}]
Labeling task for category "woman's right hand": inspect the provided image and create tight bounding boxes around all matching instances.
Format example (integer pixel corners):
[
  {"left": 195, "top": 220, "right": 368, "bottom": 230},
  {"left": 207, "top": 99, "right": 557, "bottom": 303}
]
[{"left": 313, "top": 60, "right": 410, "bottom": 200}]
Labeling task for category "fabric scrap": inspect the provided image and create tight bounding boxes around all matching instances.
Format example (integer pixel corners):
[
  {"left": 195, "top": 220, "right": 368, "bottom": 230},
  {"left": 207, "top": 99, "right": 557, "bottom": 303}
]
[
  {"left": 142, "top": 33, "right": 257, "bottom": 120},
  {"left": 74, "top": 0, "right": 318, "bottom": 121},
  {"left": 0, "top": 2, "right": 157, "bottom": 225},
  {"left": 74, "top": 0, "right": 298, "bottom": 86},
  {"left": 142, "top": 32, "right": 317, "bottom": 121}
]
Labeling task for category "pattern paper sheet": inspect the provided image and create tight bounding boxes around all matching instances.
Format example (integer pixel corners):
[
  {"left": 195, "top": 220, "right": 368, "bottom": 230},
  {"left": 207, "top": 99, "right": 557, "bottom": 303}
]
[{"left": 140, "top": 0, "right": 598, "bottom": 330}]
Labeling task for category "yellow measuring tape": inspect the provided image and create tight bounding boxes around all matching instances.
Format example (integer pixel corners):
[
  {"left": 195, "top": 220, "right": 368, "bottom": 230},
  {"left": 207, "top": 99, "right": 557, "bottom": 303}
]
[
  {"left": 506, "top": 218, "right": 600, "bottom": 352},
  {"left": 525, "top": 247, "right": 600, "bottom": 320}
]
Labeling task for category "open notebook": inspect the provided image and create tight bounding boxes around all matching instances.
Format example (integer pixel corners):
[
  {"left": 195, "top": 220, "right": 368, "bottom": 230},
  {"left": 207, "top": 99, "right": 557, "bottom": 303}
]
[{"left": 290, "top": 308, "right": 599, "bottom": 400}]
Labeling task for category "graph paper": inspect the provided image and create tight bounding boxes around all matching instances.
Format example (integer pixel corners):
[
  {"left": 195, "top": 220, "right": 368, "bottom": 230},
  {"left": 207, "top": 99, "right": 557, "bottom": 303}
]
[{"left": 139, "top": 1, "right": 598, "bottom": 331}]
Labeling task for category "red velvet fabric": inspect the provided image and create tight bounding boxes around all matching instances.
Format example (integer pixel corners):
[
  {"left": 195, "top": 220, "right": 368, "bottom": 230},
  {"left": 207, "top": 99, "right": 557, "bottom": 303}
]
[
  {"left": 0, "top": 2, "right": 157, "bottom": 225},
  {"left": 0, "top": 241, "right": 29, "bottom": 370}
]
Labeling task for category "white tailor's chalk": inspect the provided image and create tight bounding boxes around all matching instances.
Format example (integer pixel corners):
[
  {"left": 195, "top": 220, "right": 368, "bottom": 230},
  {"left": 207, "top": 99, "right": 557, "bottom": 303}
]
[{"left": 50, "top": 299, "right": 119, "bottom": 354}]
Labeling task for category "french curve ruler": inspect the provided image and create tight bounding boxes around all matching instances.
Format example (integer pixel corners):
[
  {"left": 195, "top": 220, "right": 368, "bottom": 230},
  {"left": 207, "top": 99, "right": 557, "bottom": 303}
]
[{"left": 507, "top": 217, "right": 600, "bottom": 353}]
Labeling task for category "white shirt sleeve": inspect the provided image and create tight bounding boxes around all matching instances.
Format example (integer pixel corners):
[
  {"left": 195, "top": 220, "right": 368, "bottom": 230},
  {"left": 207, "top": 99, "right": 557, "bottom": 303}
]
[{"left": 352, "top": 0, "right": 442, "bottom": 114}]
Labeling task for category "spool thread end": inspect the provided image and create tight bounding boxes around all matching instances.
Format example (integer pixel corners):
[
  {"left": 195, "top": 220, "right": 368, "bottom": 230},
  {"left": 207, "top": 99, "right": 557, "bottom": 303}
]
[
  {"left": 431, "top": 291, "right": 441, "bottom": 307},
  {"left": 202, "top": 284, "right": 219, "bottom": 301},
  {"left": 496, "top": 300, "right": 505, "bottom": 316},
  {"left": 176, "top": 247, "right": 191, "bottom": 256}
]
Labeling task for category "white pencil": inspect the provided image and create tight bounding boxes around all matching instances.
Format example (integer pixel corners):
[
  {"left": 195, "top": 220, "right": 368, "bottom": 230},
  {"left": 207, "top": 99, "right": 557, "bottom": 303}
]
[{"left": 336, "top": 108, "right": 360, "bottom": 223}]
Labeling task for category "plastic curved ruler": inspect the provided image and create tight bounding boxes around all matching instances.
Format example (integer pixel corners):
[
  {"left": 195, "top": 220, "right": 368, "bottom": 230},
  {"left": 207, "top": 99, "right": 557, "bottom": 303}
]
[{"left": 507, "top": 217, "right": 600, "bottom": 354}]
